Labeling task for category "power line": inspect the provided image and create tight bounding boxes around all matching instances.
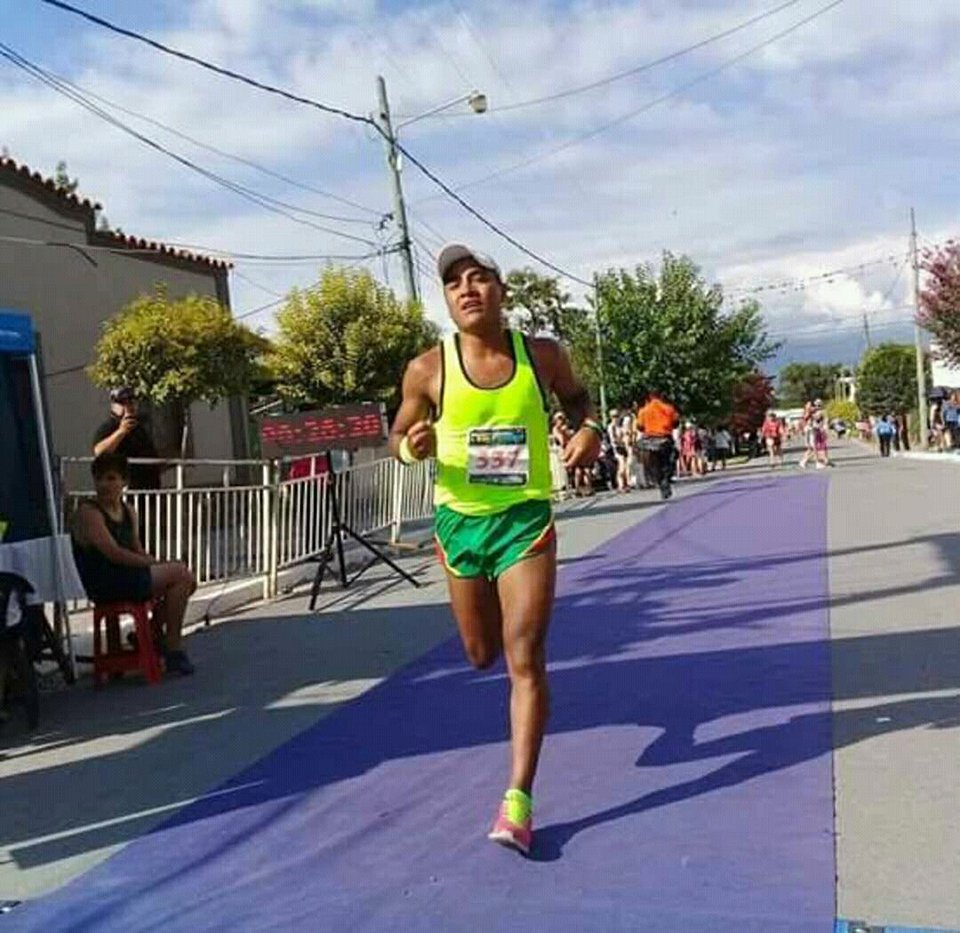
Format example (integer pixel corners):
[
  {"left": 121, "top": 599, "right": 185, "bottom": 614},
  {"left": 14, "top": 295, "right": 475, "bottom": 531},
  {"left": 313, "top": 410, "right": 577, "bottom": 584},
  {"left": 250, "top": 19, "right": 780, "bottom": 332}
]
[
  {"left": 441, "top": 0, "right": 801, "bottom": 116},
  {"left": 231, "top": 269, "right": 285, "bottom": 298},
  {"left": 393, "top": 137, "right": 592, "bottom": 286},
  {"left": 33, "top": 3, "right": 592, "bottom": 287},
  {"left": 408, "top": 215, "right": 447, "bottom": 253},
  {"left": 765, "top": 305, "right": 915, "bottom": 340},
  {"left": 0, "top": 43, "right": 379, "bottom": 246},
  {"left": 197, "top": 248, "right": 389, "bottom": 264},
  {"left": 418, "top": 0, "right": 848, "bottom": 199},
  {"left": 440, "top": 0, "right": 638, "bottom": 263},
  {"left": 38, "top": 67, "right": 381, "bottom": 221},
  {"left": 235, "top": 251, "right": 388, "bottom": 322},
  {"left": 235, "top": 295, "right": 287, "bottom": 322},
  {"left": 723, "top": 252, "right": 910, "bottom": 298},
  {"left": 774, "top": 317, "right": 915, "bottom": 344},
  {"left": 410, "top": 232, "right": 439, "bottom": 263},
  {"left": 413, "top": 7, "right": 587, "bottom": 264},
  {"left": 878, "top": 256, "right": 909, "bottom": 306},
  {"left": 38, "top": 0, "right": 372, "bottom": 127},
  {"left": 27, "top": 0, "right": 733, "bottom": 289},
  {"left": 0, "top": 227, "right": 385, "bottom": 266}
]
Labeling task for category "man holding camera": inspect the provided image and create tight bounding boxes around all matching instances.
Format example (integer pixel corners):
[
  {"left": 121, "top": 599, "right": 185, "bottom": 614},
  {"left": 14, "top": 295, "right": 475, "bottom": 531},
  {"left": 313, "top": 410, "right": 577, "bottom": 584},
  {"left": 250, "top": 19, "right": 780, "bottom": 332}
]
[{"left": 92, "top": 387, "right": 162, "bottom": 491}]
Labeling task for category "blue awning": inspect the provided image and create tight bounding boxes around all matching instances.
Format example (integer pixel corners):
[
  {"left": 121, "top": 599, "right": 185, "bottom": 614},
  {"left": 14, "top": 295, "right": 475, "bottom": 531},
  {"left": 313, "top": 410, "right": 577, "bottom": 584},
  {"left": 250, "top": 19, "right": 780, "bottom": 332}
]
[{"left": 0, "top": 311, "right": 35, "bottom": 354}]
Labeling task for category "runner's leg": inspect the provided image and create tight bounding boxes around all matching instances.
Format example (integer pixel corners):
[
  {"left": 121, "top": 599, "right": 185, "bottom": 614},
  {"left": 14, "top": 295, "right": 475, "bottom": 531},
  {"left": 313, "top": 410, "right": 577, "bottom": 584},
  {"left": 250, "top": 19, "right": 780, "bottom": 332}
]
[
  {"left": 497, "top": 544, "right": 556, "bottom": 793},
  {"left": 446, "top": 573, "right": 503, "bottom": 669}
]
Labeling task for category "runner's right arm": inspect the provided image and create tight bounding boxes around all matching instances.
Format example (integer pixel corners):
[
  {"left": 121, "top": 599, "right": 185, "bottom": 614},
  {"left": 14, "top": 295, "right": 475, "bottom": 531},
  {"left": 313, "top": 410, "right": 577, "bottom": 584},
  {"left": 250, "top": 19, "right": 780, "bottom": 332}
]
[{"left": 388, "top": 350, "right": 439, "bottom": 462}]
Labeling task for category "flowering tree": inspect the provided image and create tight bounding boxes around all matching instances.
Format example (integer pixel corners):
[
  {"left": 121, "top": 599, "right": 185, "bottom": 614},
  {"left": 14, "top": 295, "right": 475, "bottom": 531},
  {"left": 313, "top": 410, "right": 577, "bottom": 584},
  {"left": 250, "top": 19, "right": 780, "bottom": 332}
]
[
  {"left": 918, "top": 240, "right": 960, "bottom": 364},
  {"left": 729, "top": 372, "right": 775, "bottom": 435}
]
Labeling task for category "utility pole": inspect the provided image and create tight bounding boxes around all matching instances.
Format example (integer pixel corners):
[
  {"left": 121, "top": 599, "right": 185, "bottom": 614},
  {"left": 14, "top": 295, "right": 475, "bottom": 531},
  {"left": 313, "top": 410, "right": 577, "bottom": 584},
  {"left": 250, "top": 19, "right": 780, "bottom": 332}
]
[
  {"left": 375, "top": 76, "right": 418, "bottom": 304},
  {"left": 592, "top": 274, "right": 608, "bottom": 424},
  {"left": 862, "top": 313, "right": 872, "bottom": 349},
  {"left": 910, "top": 208, "right": 929, "bottom": 448}
]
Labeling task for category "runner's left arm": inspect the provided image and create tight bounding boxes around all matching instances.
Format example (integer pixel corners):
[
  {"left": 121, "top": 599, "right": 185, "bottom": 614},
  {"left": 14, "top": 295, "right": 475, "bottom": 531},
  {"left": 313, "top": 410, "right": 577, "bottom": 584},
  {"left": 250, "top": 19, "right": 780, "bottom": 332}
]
[
  {"left": 388, "top": 351, "right": 437, "bottom": 462},
  {"left": 540, "top": 340, "right": 602, "bottom": 468}
]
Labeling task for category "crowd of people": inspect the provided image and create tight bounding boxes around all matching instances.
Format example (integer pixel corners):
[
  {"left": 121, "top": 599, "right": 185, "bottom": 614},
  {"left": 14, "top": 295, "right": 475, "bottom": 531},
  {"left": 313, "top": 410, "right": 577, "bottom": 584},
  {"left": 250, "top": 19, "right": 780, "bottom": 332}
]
[
  {"left": 550, "top": 402, "right": 742, "bottom": 499},
  {"left": 550, "top": 395, "right": 854, "bottom": 494},
  {"left": 928, "top": 391, "right": 960, "bottom": 452}
]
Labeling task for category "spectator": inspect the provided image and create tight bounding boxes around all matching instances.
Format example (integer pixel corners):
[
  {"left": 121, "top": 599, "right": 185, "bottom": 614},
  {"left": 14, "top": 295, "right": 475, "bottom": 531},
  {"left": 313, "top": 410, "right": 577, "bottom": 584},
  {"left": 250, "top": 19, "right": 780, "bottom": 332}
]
[
  {"left": 876, "top": 414, "right": 895, "bottom": 458},
  {"left": 696, "top": 426, "right": 711, "bottom": 475},
  {"left": 71, "top": 452, "right": 197, "bottom": 676},
  {"left": 944, "top": 392, "right": 960, "bottom": 449},
  {"left": 760, "top": 410, "right": 784, "bottom": 468},
  {"left": 892, "top": 413, "right": 909, "bottom": 451},
  {"left": 607, "top": 409, "right": 630, "bottom": 492},
  {"left": 930, "top": 400, "right": 945, "bottom": 452},
  {"left": 702, "top": 427, "right": 718, "bottom": 473},
  {"left": 714, "top": 426, "right": 732, "bottom": 471},
  {"left": 92, "top": 387, "right": 162, "bottom": 491},
  {"left": 553, "top": 412, "right": 592, "bottom": 497},
  {"left": 679, "top": 423, "right": 701, "bottom": 476}
]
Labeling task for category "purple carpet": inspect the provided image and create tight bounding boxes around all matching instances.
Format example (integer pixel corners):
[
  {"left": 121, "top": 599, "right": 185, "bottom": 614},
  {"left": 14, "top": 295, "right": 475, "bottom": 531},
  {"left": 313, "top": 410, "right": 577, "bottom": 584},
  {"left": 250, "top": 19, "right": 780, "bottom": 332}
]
[{"left": 12, "top": 476, "right": 835, "bottom": 932}]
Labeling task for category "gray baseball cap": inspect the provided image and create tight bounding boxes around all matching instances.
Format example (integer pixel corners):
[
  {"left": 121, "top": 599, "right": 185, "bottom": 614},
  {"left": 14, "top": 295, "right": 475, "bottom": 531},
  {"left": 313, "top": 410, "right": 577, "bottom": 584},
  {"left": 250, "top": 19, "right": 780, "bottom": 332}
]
[{"left": 437, "top": 243, "right": 503, "bottom": 283}]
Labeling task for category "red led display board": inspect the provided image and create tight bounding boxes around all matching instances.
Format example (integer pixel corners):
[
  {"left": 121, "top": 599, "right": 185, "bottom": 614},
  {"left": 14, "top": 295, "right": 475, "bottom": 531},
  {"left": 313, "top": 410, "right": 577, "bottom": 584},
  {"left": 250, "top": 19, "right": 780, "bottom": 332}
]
[{"left": 259, "top": 403, "right": 388, "bottom": 457}]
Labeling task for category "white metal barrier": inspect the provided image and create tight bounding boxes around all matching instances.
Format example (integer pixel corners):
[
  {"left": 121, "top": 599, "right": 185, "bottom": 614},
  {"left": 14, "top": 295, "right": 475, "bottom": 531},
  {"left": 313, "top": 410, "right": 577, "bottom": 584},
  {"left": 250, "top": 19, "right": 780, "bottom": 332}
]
[
  {"left": 60, "top": 456, "right": 437, "bottom": 601},
  {"left": 61, "top": 449, "right": 569, "bottom": 605}
]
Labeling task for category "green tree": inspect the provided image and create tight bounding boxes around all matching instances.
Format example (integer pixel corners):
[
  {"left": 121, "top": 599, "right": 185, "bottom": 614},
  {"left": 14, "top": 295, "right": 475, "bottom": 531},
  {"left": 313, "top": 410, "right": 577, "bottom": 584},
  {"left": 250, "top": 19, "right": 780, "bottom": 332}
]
[
  {"left": 504, "top": 267, "right": 600, "bottom": 400},
  {"left": 595, "top": 253, "right": 778, "bottom": 420},
  {"left": 857, "top": 343, "right": 925, "bottom": 417},
  {"left": 505, "top": 268, "right": 583, "bottom": 339},
  {"left": 268, "top": 267, "right": 439, "bottom": 408},
  {"left": 825, "top": 398, "right": 858, "bottom": 424},
  {"left": 777, "top": 362, "right": 842, "bottom": 407},
  {"left": 89, "top": 287, "right": 263, "bottom": 451}
]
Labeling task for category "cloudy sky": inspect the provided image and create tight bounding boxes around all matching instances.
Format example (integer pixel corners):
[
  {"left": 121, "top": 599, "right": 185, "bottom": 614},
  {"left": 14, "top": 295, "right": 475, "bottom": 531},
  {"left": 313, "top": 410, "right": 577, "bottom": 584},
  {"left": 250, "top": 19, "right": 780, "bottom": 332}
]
[{"left": 3, "top": 0, "right": 958, "bottom": 371}]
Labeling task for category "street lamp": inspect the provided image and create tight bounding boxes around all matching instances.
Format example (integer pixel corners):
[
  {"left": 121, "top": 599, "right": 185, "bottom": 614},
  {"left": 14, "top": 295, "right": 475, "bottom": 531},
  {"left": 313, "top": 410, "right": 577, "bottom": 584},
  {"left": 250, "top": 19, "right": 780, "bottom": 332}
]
[
  {"left": 374, "top": 76, "right": 488, "bottom": 303},
  {"left": 395, "top": 90, "right": 488, "bottom": 130}
]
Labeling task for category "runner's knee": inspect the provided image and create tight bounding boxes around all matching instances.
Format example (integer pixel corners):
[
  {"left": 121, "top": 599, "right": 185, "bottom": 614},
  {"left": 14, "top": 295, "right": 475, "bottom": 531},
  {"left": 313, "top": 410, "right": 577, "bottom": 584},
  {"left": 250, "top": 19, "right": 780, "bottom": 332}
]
[
  {"left": 505, "top": 633, "right": 546, "bottom": 679},
  {"left": 464, "top": 639, "right": 499, "bottom": 670}
]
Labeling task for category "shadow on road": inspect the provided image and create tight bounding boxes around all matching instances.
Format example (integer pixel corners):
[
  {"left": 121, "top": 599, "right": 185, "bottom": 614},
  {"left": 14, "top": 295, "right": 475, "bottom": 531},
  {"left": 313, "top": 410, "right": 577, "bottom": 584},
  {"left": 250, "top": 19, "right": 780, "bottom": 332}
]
[{"left": 4, "top": 468, "right": 959, "bottom": 883}]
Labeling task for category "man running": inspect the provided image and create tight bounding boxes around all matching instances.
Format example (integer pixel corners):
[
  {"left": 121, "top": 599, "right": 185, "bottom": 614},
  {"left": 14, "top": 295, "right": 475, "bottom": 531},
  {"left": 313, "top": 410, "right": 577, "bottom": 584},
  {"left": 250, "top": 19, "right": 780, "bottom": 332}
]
[
  {"left": 636, "top": 389, "right": 679, "bottom": 499},
  {"left": 389, "top": 243, "right": 601, "bottom": 855}
]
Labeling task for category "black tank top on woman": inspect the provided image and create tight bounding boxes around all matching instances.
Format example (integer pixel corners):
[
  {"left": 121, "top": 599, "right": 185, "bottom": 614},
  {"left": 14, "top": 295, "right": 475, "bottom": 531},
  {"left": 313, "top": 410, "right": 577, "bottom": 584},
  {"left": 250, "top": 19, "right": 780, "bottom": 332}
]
[{"left": 72, "top": 501, "right": 152, "bottom": 603}]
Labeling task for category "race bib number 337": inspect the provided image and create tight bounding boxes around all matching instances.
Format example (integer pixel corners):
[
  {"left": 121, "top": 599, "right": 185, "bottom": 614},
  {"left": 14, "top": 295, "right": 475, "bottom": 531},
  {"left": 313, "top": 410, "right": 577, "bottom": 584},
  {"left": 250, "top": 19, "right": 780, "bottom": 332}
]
[{"left": 467, "top": 427, "right": 529, "bottom": 486}]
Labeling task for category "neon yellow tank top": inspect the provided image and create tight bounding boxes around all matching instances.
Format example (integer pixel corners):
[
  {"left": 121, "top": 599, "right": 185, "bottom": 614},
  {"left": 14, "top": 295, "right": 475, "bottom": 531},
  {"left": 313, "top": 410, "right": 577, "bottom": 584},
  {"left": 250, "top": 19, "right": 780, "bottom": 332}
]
[{"left": 434, "top": 329, "right": 552, "bottom": 516}]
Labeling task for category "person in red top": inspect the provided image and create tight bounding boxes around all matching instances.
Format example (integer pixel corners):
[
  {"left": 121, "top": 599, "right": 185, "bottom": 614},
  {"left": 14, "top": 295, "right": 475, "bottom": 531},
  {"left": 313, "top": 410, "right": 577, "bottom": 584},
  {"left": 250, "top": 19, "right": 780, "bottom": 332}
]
[
  {"left": 761, "top": 410, "right": 784, "bottom": 468},
  {"left": 636, "top": 390, "right": 680, "bottom": 499}
]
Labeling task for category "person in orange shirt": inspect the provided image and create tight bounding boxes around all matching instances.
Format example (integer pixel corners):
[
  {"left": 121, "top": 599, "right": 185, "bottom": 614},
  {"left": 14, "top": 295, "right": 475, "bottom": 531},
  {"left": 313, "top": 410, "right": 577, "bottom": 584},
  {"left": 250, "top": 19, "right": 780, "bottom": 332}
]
[{"left": 636, "top": 390, "right": 680, "bottom": 500}]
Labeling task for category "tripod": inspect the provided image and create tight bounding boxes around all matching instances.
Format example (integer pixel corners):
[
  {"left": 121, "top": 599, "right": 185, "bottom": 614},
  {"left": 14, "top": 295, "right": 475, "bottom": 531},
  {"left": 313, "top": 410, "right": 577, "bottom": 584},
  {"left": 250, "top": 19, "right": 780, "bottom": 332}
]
[{"left": 308, "top": 451, "right": 421, "bottom": 610}]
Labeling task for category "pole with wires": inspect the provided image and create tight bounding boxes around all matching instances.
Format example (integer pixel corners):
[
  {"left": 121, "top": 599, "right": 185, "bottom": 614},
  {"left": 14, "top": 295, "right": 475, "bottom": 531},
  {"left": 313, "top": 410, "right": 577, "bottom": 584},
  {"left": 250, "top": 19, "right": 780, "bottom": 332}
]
[
  {"left": 910, "top": 208, "right": 929, "bottom": 449},
  {"left": 375, "top": 76, "right": 418, "bottom": 304}
]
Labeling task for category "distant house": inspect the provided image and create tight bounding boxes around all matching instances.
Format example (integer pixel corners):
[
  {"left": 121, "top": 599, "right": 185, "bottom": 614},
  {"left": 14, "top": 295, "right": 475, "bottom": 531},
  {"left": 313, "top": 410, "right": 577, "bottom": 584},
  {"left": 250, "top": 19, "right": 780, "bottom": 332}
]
[{"left": 0, "top": 156, "right": 250, "bottom": 468}]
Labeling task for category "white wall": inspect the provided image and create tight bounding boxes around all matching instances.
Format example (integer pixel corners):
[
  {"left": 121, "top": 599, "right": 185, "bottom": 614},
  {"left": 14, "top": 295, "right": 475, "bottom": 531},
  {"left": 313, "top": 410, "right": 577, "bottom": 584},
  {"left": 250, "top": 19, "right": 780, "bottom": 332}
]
[{"left": 0, "top": 180, "right": 241, "bottom": 468}]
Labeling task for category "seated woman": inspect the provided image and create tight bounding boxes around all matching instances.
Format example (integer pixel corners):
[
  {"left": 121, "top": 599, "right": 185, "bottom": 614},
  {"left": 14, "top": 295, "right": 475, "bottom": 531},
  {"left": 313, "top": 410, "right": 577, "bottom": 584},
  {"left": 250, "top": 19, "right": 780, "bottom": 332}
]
[{"left": 71, "top": 451, "right": 197, "bottom": 676}]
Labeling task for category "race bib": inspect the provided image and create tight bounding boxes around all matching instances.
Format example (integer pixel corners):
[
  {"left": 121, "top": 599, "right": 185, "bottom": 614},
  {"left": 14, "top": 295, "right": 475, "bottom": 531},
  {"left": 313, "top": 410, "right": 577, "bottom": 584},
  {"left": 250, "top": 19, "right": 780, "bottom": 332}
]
[{"left": 467, "top": 427, "right": 529, "bottom": 486}]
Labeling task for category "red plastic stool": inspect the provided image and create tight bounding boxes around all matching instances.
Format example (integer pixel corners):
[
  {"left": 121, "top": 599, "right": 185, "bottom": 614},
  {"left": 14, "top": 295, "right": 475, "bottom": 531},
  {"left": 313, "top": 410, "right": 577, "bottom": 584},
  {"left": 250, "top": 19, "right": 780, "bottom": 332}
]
[{"left": 92, "top": 601, "right": 163, "bottom": 688}]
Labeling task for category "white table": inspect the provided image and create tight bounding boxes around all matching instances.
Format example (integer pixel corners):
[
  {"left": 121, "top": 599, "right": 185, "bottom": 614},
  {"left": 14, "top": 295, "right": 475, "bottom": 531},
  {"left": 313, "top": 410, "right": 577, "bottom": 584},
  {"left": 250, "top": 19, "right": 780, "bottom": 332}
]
[{"left": 0, "top": 534, "right": 86, "bottom": 603}]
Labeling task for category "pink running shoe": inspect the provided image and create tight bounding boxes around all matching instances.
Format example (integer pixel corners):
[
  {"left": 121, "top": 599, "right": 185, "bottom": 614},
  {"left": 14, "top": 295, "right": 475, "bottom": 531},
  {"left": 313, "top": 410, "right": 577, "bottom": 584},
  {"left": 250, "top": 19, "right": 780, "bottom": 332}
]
[{"left": 488, "top": 803, "right": 533, "bottom": 856}]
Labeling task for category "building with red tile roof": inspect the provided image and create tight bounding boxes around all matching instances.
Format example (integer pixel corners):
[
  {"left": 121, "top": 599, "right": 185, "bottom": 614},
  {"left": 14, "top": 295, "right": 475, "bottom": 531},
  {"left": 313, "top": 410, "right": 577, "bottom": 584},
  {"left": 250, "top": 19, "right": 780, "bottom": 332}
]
[{"left": 0, "top": 155, "right": 247, "bottom": 464}]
